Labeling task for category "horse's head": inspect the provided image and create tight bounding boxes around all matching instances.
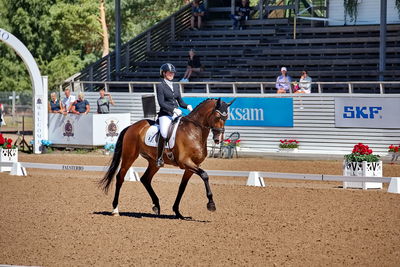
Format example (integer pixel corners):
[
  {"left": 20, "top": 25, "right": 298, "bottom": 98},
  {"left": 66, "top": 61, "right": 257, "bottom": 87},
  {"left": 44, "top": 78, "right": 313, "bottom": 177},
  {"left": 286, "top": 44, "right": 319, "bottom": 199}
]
[{"left": 209, "top": 98, "right": 235, "bottom": 144}]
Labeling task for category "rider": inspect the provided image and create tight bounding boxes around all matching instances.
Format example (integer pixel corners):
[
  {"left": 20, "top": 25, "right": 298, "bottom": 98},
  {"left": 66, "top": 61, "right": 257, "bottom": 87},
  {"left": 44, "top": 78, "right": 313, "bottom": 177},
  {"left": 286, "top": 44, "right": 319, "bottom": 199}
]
[{"left": 156, "top": 63, "right": 193, "bottom": 167}]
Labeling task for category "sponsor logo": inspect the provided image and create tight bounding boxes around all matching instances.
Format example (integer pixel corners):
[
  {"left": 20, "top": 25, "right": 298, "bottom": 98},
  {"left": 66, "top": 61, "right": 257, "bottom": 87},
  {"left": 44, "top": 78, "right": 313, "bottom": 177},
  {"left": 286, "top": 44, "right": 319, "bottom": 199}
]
[
  {"left": 343, "top": 106, "right": 382, "bottom": 119},
  {"left": 62, "top": 165, "right": 84, "bottom": 171},
  {"left": 105, "top": 119, "right": 119, "bottom": 138},
  {"left": 228, "top": 107, "right": 264, "bottom": 121},
  {"left": 63, "top": 120, "right": 74, "bottom": 137}
]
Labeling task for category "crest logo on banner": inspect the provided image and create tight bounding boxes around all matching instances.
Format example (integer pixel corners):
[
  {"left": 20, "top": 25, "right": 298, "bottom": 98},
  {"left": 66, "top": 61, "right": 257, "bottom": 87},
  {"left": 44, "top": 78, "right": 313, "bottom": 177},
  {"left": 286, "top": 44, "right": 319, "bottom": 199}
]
[
  {"left": 105, "top": 119, "right": 119, "bottom": 140},
  {"left": 63, "top": 119, "right": 74, "bottom": 138}
]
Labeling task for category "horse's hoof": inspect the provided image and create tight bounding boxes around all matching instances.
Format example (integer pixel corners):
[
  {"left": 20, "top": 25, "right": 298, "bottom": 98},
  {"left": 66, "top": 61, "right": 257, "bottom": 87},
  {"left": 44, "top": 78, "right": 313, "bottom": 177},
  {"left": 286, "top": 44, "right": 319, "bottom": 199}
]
[
  {"left": 207, "top": 202, "right": 216, "bottom": 212},
  {"left": 152, "top": 206, "right": 160, "bottom": 215},
  {"left": 112, "top": 212, "right": 120, "bottom": 216}
]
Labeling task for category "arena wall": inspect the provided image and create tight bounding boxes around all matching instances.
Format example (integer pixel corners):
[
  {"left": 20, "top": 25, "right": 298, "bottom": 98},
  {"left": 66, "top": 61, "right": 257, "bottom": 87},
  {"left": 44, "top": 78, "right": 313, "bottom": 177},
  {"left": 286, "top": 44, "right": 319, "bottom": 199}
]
[{"left": 84, "top": 92, "right": 400, "bottom": 155}]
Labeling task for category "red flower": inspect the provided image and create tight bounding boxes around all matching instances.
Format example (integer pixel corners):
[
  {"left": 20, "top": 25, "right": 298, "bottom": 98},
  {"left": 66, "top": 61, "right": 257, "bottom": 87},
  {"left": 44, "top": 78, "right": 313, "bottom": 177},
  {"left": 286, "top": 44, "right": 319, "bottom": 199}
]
[
  {"left": 6, "top": 143, "right": 12, "bottom": 149},
  {"left": 0, "top": 135, "right": 4, "bottom": 145},
  {"left": 7, "top": 138, "right": 12, "bottom": 144},
  {"left": 395, "top": 147, "right": 399, "bottom": 152}
]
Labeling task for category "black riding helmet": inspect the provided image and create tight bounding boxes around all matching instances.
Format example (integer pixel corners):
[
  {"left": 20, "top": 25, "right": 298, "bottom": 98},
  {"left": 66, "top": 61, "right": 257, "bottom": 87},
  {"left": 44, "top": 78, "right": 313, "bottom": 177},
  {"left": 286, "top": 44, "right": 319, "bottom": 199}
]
[{"left": 159, "top": 63, "right": 176, "bottom": 78}]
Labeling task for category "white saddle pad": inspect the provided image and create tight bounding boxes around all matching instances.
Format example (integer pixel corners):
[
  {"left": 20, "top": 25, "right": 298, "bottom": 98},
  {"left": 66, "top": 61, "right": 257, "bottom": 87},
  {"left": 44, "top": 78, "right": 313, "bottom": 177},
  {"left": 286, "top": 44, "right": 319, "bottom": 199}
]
[{"left": 144, "top": 118, "right": 181, "bottom": 148}]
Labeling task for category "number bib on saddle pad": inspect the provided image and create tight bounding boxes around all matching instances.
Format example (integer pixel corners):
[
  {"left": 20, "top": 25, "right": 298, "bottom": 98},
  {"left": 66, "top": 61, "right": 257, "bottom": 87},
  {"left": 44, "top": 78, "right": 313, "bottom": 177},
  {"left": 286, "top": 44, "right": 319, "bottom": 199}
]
[{"left": 144, "top": 117, "right": 182, "bottom": 148}]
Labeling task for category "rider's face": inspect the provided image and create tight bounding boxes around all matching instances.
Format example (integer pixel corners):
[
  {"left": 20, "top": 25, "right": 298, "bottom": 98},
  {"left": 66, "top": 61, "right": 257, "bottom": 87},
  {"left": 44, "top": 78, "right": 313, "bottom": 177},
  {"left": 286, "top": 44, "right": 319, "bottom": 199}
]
[{"left": 164, "top": 71, "right": 175, "bottom": 81}]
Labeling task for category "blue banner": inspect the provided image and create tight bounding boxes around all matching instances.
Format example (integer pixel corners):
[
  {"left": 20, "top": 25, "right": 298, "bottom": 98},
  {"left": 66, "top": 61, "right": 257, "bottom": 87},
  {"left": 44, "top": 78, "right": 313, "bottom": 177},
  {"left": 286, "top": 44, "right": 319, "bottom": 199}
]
[{"left": 182, "top": 97, "right": 293, "bottom": 127}]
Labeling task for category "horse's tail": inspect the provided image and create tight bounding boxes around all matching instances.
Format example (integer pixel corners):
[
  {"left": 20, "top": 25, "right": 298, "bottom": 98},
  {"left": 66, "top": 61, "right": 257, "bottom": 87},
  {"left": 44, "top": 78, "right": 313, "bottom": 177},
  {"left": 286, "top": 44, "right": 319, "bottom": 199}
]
[{"left": 99, "top": 126, "right": 129, "bottom": 194}]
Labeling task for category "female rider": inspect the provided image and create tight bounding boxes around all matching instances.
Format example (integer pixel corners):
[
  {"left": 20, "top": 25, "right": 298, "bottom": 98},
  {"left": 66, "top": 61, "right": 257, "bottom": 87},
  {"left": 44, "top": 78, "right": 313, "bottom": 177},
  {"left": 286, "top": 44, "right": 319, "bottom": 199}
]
[{"left": 156, "top": 63, "right": 193, "bottom": 167}]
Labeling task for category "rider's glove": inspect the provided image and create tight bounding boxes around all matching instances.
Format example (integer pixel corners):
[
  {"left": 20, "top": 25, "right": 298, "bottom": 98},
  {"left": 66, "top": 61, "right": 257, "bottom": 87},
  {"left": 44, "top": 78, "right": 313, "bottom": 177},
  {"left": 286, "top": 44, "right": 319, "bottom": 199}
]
[
  {"left": 187, "top": 105, "right": 193, "bottom": 112},
  {"left": 173, "top": 108, "right": 182, "bottom": 116}
]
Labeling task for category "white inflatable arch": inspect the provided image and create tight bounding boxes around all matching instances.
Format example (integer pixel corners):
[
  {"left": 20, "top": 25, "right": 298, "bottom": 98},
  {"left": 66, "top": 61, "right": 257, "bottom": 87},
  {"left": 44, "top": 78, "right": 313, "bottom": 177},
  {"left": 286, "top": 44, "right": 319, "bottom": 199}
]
[{"left": 0, "top": 28, "right": 48, "bottom": 153}]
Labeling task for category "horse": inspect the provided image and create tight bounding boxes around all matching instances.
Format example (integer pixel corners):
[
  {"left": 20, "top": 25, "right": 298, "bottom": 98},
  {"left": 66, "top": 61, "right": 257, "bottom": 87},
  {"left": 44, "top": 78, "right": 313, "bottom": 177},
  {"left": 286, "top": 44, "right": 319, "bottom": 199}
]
[{"left": 99, "top": 98, "right": 234, "bottom": 219}]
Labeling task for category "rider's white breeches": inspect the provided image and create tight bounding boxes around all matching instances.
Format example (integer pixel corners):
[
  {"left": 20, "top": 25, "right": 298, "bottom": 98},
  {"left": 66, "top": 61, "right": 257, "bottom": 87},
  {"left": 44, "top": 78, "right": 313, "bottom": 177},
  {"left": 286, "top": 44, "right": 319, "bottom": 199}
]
[{"left": 159, "top": 115, "right": 172, "bottom": 139}]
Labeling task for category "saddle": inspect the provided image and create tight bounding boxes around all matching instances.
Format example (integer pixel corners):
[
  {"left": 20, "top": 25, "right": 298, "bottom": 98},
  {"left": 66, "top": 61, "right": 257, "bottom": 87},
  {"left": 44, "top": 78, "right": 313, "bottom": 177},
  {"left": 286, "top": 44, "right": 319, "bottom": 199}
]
[{"left": 144, "top": 116, "right": 182, "bottom": 149}]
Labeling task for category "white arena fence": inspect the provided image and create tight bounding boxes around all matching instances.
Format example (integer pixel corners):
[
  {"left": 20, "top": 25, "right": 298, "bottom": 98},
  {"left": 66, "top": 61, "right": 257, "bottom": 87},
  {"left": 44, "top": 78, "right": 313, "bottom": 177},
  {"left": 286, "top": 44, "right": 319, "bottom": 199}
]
[
  {"left": 55, "top": 80, "right": 400, "bottom": 156},
  {"left": 1, "top": 161, "right": 399, "bottom": 193}
]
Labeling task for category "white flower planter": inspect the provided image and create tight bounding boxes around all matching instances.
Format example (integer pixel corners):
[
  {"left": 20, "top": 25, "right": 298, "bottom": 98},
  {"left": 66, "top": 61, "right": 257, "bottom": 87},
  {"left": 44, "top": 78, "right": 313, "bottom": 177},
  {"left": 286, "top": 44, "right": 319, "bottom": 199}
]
[
  {"left": 343, "top": 160, "right": 382, "bottom": 189},
  {"left": 0, "top": 148, "right": 18, "bottom": 172},
  {"left": 389, "top": 152, "right": 399, "bottom": 161},
  {"left": 278, "top": 148, "right": 299, "bottom": 153}
]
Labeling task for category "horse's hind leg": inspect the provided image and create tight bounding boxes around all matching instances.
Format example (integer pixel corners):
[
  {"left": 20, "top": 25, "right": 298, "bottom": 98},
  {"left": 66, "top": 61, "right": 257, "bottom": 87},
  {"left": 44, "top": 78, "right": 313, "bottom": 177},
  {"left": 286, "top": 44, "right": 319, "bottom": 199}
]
[
  {"left": 140, "top": 163, "right": 161, "bottom": 215},
  {"left": 112, "top": 153, "right": 139, "bottom": 216}
]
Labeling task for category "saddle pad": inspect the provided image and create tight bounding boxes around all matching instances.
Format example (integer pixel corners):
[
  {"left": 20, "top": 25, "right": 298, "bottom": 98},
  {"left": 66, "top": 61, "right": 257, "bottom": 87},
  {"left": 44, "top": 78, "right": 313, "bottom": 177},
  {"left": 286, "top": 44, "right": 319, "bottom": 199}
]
[{"left": 144, "top": 118, "right": 181, "bottom": 148}]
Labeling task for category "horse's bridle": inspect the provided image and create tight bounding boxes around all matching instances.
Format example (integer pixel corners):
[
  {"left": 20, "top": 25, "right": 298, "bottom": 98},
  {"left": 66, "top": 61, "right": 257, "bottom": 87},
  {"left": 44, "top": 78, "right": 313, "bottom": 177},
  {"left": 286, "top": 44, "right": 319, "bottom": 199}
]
[{"left": 181, "top": 109, "right": 228, "bottom": 134}]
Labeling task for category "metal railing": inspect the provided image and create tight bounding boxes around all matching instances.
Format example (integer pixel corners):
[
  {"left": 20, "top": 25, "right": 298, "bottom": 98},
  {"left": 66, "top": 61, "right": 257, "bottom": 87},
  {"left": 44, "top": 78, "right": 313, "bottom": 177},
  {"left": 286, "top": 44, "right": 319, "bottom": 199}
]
[
  {"left": 68, "top": 81, "right": 400, "bottom": 95},
  {"left": 75, "top": 2, "right": 196, "bottom": 83}
]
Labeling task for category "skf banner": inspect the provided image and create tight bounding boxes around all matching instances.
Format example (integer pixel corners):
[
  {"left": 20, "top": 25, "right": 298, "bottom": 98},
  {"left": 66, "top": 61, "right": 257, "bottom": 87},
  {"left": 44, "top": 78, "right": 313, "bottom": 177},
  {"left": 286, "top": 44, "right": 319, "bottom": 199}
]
[
  {"left": 182, "top": 97, "right": 293, "bottom": 127},
  {"left": 335, "top": 97, "right": 400, "bottom": 128}
]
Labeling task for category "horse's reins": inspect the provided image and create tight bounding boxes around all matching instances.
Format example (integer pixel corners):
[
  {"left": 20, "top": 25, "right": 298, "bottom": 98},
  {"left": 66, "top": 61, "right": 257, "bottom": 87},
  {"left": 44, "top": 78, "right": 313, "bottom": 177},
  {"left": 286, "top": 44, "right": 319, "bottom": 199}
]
[{"left": 181, "top": 109, "right": 228, "bottom": 134}]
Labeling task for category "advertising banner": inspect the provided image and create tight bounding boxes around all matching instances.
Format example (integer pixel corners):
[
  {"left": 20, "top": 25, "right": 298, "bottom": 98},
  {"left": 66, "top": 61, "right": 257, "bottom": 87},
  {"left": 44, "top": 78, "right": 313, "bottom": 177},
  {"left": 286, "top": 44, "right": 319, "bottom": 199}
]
[
  {"left": 182, "top": 97, "right": 293, "bottom": 127},
  {"left": 335, "top": 97, "right": 400, "bottom": 128}
]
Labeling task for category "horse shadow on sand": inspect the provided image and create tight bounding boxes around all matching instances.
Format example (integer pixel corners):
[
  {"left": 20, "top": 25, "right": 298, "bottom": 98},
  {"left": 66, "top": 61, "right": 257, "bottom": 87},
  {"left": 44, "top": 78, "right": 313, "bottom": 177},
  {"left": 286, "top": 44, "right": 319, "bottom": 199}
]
[{"left": 93, "top": 211, "right": 210, "bottom": 223}]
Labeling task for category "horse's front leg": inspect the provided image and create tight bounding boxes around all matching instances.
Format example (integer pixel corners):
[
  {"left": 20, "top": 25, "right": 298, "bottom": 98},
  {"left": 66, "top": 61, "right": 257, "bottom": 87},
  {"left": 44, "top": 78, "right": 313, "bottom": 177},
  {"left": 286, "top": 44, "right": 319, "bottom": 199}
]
[
  {"left": 173, "top": 169, "right": 194, "bottom": 219},
  {"left": 196, "top": 168, "right": 216, "bottom": 212}
]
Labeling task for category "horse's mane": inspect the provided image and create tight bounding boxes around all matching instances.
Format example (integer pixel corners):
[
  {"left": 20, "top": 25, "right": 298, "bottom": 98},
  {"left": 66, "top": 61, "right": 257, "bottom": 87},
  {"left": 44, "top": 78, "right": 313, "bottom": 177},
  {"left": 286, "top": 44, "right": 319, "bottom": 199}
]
[{"left": 186, "top": 98, "right": 216, "bottom": 119}]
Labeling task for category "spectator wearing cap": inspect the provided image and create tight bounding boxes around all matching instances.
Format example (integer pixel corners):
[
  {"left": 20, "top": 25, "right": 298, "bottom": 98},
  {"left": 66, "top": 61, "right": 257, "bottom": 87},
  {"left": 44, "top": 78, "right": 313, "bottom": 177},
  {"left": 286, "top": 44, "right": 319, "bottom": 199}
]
[{"left": 276, "top": 67, "right": 292, "bottom": 94}]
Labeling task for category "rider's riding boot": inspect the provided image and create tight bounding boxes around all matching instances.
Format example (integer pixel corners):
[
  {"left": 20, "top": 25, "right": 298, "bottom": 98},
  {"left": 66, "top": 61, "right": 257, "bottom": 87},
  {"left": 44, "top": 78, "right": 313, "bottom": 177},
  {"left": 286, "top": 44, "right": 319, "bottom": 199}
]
[{"left": 156, "top": 135, "right": 165, "bottom": 167}]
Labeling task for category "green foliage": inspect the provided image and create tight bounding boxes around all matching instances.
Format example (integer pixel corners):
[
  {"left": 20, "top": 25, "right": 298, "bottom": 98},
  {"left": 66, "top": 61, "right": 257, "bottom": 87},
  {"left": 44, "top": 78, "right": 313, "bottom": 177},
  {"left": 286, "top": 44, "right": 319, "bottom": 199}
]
[
  {"left": 0, "top": 0, "right": 185, "bottom": 92},
  {"left": 344, "top": 153, "right": 380, "bottom": 163}
]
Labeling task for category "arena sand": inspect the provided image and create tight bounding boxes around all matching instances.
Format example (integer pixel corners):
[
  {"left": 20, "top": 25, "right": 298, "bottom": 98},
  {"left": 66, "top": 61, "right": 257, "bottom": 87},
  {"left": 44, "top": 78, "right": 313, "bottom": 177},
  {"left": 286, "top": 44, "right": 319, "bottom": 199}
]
[{"left": 1, "top": 153, "right": 399, "bottom": 266}]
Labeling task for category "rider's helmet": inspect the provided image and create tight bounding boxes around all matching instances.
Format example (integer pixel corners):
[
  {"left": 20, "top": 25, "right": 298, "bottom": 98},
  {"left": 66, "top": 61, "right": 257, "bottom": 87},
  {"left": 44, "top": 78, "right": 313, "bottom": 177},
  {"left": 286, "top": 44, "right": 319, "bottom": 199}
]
[{"left": 159, "top": 63, "right": 176, "bottom": 78}]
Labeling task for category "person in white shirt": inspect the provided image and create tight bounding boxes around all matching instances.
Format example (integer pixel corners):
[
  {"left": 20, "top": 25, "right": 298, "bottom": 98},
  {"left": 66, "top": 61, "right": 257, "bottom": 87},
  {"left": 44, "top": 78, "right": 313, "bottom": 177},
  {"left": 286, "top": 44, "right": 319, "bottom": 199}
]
[
  {"left": 61, "top": 88, "right": 76, "bottom": 114},
  {"left": 295, "top": 70, "right": 312, "bottom": 94}
]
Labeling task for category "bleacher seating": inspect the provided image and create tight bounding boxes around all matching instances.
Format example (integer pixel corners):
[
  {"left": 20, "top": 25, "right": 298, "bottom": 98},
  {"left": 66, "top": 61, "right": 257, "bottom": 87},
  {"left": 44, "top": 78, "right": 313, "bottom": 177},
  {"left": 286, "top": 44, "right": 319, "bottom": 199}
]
[{"left": 77, "top": 1, "right": 400, "bottom": 93}]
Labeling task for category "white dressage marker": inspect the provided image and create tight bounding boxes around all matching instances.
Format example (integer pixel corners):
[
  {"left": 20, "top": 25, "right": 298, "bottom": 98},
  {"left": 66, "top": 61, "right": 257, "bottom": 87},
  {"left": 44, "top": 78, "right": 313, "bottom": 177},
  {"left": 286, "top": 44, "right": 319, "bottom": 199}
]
[
  {"left": 388, "top": 178, "right": 400, "bottom": 194},
  {"left": 246, "top": 172, "right": 265, "bottom": 187}
]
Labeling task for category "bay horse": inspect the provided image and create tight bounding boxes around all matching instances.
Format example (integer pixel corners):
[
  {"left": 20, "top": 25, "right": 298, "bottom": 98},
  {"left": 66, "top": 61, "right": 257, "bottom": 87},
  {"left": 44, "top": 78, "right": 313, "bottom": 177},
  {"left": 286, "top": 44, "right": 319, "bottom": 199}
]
[{"left": 99, "top": 98, "right": 234, "bottom": 219}]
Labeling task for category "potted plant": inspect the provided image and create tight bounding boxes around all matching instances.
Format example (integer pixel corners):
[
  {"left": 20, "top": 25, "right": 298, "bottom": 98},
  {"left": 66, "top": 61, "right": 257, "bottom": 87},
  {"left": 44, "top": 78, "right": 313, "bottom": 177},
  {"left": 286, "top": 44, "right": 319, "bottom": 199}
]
[
  {"left": 388, "top": 144, "right": 400, "bottom": 162},
  {"left": 343, "top": 143, "right": 382, "bottom": 189},
  {"left": 104, "top": 142, "right": 116, "bottom": 155},
  {"left": 0, "top": 133, "right": 18, "bottom": 172},
  {"left": 40, "top": 140, "right": 53, "bottom": 154},
  {"left": 279, "top": 139, "right": 299, "bottom": 152}
]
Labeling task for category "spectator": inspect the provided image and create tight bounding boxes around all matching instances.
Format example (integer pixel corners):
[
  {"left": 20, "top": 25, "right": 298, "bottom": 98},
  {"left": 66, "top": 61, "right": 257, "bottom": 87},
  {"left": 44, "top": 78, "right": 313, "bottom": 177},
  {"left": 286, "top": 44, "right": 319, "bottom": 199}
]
[
  {"left": 276, "top": 67, "right": 292, "bottom": 94},
  {"left": 230, "top": 0, "right": 251, "bottom": 30},
  {"left": 0, "top": 103, "right": 4, "bottom": 126},
  {"left": 61, "top": 88, "right": 76, "bottom": 114},
  {"left": 72, "top": 92, "right": 90, "bottom": 115},
  {"left": 97, "top": 89, "right": 115, "bottom": 114},
  {"left": 295, "top": 70, "right": 312, "bottom": 94},
  {"left": 190, "top": 0, "right": 205, "bottom": 30},
  {"left": 48, "top": 92, "right": 63, "bottom": 113},
  {"left": 180, "top": 49, "right": 202, "bottom": 82}
]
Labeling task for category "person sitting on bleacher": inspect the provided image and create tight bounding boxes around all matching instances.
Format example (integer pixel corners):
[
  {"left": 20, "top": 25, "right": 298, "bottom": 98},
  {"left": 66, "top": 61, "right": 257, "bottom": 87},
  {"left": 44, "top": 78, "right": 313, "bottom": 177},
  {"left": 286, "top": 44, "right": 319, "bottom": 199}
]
[
  {"left": 276, "top": 67, "right": 292, "bottom": 94},
  {"left": 230, "top": 0, "right": 251, "bottom": 30},
  {"left": 190, "top": 0, "right": 206, "bottom": 30},
  {"left": 180, "top": 49, "right": 203, "bottom": 82},
  {"left": 295, "top": 70, "right": 312, "bottom": 94}
]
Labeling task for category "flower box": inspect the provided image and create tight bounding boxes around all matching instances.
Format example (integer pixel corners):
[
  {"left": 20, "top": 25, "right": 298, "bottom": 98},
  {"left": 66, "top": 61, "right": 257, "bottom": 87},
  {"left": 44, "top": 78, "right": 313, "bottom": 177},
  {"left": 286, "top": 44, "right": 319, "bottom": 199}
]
[
  {"left": 0, "top": 148, "right": 18, "bottom": 172},
  {"left": 343, "top": 160, "right": 383, "bottom": 189}
]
